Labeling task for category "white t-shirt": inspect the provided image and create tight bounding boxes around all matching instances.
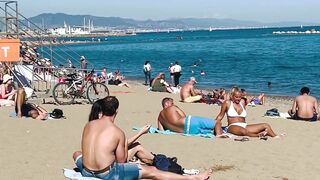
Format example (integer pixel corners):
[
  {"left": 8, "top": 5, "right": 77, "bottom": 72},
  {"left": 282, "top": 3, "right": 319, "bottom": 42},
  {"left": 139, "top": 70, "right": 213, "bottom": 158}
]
[
  {"left": 143, "top": 64, "right": 151, "bottom": 72},
  {"left": 173, "top": 64, "right": 181, "bottom": 73}
]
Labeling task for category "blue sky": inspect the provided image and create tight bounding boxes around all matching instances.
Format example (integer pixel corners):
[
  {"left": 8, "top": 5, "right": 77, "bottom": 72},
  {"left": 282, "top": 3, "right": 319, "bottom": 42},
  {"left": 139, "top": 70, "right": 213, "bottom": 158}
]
[{"left": 17, "top": 0, "right": 320, "bottom": 23}]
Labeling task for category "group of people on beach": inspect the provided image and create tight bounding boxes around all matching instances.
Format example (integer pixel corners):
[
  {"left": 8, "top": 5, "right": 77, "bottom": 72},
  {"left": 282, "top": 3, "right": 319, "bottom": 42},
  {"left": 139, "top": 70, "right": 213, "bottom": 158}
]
[
  {"left": 69, "top": 80, "right": 320, "bottom": 180},
  {"left": 143, "top": 61, "right": 182, "bottom": 87},
  {"left": 72, "top": 96, "right": 212, "bottom": 180}
]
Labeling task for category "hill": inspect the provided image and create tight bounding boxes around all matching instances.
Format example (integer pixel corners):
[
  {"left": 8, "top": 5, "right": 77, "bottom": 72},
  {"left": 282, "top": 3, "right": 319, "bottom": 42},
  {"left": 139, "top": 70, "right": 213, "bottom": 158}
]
[{"left": 27, "top": 13, "right": 319, "bottom": 29}]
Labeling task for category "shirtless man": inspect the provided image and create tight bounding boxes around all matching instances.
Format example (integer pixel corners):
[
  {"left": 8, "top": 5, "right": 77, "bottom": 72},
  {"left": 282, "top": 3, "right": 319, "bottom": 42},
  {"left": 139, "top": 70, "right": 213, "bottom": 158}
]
[
  {"left": 73, "top": 96, "right": 211, "bottom": 180},
  {"left": 158, "top": 97, "right": 215, "bottom": 135},
  {"left": 288, "top": 87, "right": 319, "bottom": 121},
  {"left": 180, "top": 77, "right": 202, "bottom": 103}
]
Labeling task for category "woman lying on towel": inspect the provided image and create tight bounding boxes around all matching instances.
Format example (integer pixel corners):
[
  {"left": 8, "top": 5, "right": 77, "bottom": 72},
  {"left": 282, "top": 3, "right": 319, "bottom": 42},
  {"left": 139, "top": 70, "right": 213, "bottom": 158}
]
[{"left": 215, "top": 86, "right": 281, "bottom": 138}]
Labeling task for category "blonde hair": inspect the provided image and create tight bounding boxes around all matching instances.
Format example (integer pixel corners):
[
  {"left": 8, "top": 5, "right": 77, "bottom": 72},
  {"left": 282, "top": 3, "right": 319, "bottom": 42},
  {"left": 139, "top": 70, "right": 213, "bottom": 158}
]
[{"left": 229, "top": 86, "right": 241, "bottom": 99}]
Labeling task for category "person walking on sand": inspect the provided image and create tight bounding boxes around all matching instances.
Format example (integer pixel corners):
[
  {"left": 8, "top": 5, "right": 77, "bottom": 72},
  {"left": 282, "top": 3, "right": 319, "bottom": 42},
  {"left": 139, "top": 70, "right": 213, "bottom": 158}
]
[
  {"left": 180, "top": 77, "right": 202, "bottom": 103},
  {"left": 143, "top": 61, "right": 151, "bottom": 86},
  {"left": 172, "top": 61, "right": 182, "bottom": 87},
  {"left": 215, "top": 86, "right": 282, "bottom": 138},
  {"left": 288, "top": 86, "right": 319, "bottom": 121},
  {"left": 158, "top": 97, "right": 215, "bottom": 135},
  {"left": 72, "top": 96, "right": 212, "bottom": 180}
]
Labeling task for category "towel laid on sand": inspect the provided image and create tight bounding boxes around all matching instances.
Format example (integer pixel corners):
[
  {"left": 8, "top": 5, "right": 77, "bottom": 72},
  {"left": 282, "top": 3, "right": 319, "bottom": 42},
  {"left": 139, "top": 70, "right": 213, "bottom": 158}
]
[
  {"left": 63, "top": 169, "right": 99, "bottom": 180},
  {"left": 133, "top": 127, "right": 214, "bottom": 138},
  {"left": 63, "top": 168, "right": 200, "bottom": 179},
  {"left": 264, "top": 112, "right": 291, "bottom": 119},
  {"left": 9, "top": 111, "right": 56, "bottom": 120}
]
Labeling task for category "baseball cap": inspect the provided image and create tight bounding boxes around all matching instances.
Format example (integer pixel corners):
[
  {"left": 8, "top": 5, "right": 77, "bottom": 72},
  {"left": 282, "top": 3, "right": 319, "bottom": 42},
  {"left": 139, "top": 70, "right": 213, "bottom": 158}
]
[{"left": 190, "top": 77, "right": 197, "bottom": 83}]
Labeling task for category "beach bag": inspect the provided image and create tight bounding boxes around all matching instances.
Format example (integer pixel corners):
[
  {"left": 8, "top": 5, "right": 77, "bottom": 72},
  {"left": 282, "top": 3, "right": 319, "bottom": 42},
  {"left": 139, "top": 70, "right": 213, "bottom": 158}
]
[
  {"left": 152, "top": 154, "right": 184, "bottom": 174},
  {"left": 265, "top": 108, "right": 280, "bottom": 116},
  {"left": 50, "top": 108, "right": 64, "bottom": 119}
]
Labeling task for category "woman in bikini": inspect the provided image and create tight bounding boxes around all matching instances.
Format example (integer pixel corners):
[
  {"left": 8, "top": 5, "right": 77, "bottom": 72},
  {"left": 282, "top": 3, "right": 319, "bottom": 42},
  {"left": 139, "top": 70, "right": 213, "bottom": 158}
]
[{"left": 214, "top": 86, "right": 280, "bottom": 138}]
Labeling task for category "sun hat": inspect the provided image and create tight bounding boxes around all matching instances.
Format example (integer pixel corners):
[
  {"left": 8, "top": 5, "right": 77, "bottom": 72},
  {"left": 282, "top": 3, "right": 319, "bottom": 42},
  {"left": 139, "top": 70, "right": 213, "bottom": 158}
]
[{"left": 3, "top": 74, "right": 13, "bottom": 83}]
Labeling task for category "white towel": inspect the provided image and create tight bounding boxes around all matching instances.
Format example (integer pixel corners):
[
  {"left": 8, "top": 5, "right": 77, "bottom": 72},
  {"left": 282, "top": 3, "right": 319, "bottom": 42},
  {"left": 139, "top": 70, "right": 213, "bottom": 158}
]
[
  {"left": 63, "top": 169, "right": 100, "bottom": 180},
  {"left": 264, "top": 112, "right": 290, "bottom": 119}
]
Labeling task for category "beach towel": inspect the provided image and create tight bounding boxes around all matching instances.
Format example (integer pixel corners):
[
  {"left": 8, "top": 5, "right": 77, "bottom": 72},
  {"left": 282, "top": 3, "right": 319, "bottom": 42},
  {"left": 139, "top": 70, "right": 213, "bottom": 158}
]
[
  {"left": 63, "top": 167, "right": 200, "bottom": 179},
  {"left": 264, "top": 112, "right": 291, "bottom": 119},
  {"left": 63, "top": 168, "right": 99, "bottom": 180},
  {"left": 9, "top": 111, "right": 56, "bottom": 120},
  {"left": 133, "top": 127, "right": 214, "bottom": 138}
]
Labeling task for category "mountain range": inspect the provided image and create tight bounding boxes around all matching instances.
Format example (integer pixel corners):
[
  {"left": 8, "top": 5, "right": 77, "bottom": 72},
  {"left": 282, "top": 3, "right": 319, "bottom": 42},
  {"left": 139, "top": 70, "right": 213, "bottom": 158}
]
[{"left": 27, "top": 13, "right": 319, "bottom": 29}]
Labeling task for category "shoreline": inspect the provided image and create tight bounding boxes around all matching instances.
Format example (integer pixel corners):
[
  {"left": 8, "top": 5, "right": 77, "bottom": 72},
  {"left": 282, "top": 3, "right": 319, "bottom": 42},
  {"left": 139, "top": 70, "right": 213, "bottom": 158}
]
[{"left": 124, "top": 79, "right": 296, "bottom": 102}]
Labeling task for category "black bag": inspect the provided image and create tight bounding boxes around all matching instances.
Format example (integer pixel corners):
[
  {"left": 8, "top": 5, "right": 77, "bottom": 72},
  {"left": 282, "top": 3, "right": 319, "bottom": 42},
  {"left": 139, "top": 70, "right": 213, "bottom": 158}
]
[
  {"left": 152, "top": 154, "right": 184, "bottom": 174},
  {"left": 50, "top": 108, "right": 64, "bottom": 119},
  {"left": 265, "top": 108, "right": 280, "bottom": 116}
]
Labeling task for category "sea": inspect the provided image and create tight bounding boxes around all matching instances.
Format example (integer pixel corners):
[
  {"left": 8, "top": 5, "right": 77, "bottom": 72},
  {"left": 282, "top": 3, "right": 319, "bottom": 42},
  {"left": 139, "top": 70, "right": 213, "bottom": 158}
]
[{"left": 49, "top": 26, "right": 320, "bottom": 98}]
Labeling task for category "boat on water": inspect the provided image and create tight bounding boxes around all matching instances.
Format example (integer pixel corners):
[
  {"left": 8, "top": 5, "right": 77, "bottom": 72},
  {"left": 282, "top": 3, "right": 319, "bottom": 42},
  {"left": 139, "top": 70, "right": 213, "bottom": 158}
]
[
  {"left": 125, "top": 31, "right": 137, "bottom": 35},
  {"left": 273, "top": 29, "right": 320, "bottom": 35}
]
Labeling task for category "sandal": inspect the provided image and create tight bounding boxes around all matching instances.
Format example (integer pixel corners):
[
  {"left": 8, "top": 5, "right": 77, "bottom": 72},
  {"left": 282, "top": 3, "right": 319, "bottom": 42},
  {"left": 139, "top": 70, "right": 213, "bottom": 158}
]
[{"left": 234, "top": 137, "right": 250, "bottom": 142}]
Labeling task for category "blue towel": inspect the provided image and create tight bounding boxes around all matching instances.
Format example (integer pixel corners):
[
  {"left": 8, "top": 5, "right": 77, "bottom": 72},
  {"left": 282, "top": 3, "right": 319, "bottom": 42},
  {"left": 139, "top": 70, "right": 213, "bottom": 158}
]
[
  {"left": 132, "top": 127, "right": 214, "bottom": 138},
  {"left": 9, "top": 112, "right": 17, "bottom": 118}
]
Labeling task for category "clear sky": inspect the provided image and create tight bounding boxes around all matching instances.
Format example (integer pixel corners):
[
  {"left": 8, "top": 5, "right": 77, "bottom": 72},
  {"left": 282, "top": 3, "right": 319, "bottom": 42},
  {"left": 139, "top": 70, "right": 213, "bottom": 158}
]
[{"left": 17, "top": 0, "right": 320, "bottom": 23}]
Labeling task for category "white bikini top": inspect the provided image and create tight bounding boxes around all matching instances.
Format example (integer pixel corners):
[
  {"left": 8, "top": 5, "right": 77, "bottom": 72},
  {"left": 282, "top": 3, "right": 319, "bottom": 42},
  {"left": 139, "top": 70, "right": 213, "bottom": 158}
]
[{"left": 227, "top": 101, "right": 247, "bottom": 118}]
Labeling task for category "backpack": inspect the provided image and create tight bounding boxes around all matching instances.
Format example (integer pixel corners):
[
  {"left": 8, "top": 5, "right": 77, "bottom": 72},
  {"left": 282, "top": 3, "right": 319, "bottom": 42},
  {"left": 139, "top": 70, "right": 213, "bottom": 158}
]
[
  {"left": 152, "top": 154, "right": 184, "bottom": 174},
  {"left": 50, "top": 108, "right": 64, "bottom": 119}
]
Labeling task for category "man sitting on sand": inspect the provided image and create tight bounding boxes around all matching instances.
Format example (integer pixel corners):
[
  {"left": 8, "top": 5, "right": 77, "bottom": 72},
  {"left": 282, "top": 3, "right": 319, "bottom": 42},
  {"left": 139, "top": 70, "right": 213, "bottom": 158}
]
[
  {"left": 73, "top": 96, "right": 211, "bottom": 180},
  {"left": 158, "top": 97, "right": 215, "bottom": 134},
  {"left": 180, "top": 77, "right": 202, "bottom": 103},
  {"left": 15, "top": 88, "right": 48, "bottom": 120},
  {"left": 288, "top": 87, "right": 319, "bottom": 121}
]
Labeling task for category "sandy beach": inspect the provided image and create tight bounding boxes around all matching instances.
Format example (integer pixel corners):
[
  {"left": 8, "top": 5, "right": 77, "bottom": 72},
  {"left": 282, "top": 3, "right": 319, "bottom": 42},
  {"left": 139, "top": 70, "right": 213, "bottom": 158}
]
[{"left": 1, "top": 82, "right": 319, "bottom": 180}]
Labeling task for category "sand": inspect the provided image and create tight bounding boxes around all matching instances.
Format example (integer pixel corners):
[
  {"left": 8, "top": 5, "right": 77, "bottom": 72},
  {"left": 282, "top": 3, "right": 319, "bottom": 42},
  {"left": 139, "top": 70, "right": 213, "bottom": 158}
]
[{"left": 0, "top": 82, "right": 319, "bottom": 180}]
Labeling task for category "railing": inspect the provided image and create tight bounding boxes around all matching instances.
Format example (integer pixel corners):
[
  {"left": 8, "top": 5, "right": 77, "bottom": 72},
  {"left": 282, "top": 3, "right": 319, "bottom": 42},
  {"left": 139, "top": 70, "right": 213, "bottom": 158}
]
[
  {"left": 19, "top": 65, "right": 103, "bottom": 94},
  {"left": 0, "top": 1, "right": 101, "bottom": 98}
]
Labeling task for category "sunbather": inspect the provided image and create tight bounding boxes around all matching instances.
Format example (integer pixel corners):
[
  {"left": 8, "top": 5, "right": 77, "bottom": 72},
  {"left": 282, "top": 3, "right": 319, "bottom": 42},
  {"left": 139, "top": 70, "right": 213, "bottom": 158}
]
[
  {"left": 0, "top": 74, "right": 16, "bottom": 106},
  {"left": 215, "top": 86, "right": 280, "bottom": 138},
  {"left": 151, "top": 73, "right": 174, "bottom": 93},
  {"left": 288, "top": 86, "right": 319, "bottom": 121},
  {"left": 73, "top": 96, "right": 212, "bottom": 179},
  {"left": 88, "top": 99, "right": 154, "bottom": 164},
  {"left": 180, "top": 77, "right": 202, "bottom": 103},
  {"left": 15, "top": 88, "right": 48, "bottom": 120},
  {"left": 158, "top": 97, "right": 215, "bottom": 134}
]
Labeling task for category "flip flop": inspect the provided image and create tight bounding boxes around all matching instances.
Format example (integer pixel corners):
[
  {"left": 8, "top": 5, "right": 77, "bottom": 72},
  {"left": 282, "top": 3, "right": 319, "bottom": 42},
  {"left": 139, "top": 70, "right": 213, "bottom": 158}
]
[
  {"left": 234, "top": 137, "right": 250, "bottom": 142},
  {"left": 259, "top": 136, "right": 268, "bottom": 141},
  {"left": 259, "top": 132, "right": 268, "bottom": 141}
]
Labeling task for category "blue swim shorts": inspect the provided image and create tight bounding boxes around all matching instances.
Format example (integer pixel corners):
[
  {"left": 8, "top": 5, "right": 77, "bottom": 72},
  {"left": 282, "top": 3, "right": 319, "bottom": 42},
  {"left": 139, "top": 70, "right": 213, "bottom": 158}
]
[
  {"left": 183, "top": 115, "right": 215, "bottom": 134},
  {"left": 75, "top": 155, "right": 140, "bottom": 180}
]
